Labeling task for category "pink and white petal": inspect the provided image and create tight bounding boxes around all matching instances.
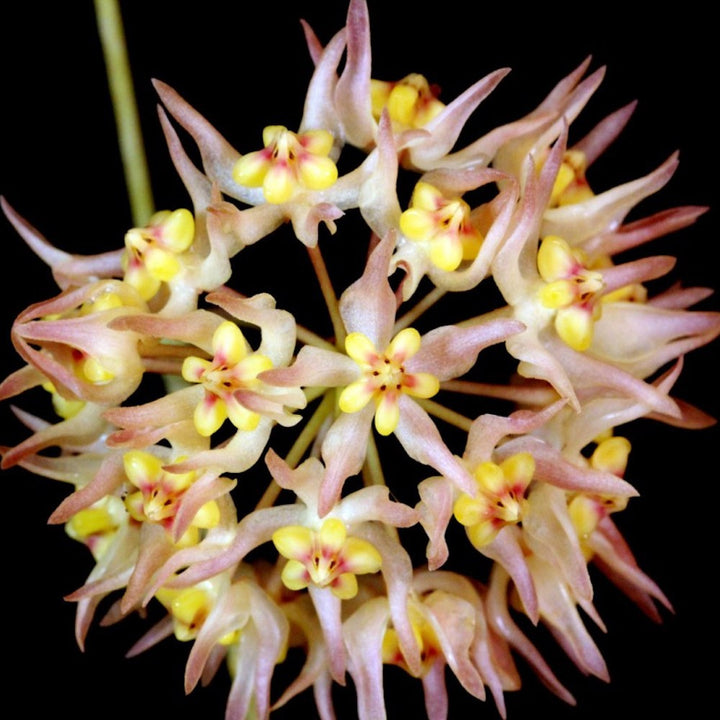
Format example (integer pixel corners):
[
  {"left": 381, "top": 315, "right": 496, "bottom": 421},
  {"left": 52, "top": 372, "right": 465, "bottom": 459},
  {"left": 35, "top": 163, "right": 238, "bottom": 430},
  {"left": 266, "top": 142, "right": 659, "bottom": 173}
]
[
  {"left": 344, "top": 597, "right": 391, "bottom": 720},
  {"left": 406, "top": 68, "right": 510, "bottom": 170},
  {"left": 153, "top": 80, "right": 263, "bottom": 204},
  {"left": 416, "top": 475, "right": 455, "bottom": 570},
  {"left": 482, "top": 525, "right": 539, "bottom": 623},
  {"left": 319, "top": 404, "right": 374, "bottom": 516},
  {"left": 424, "top": 591, "right": 486, "bottom": 700},
  {"left": 358, "top": 111, "right": 401, "bottom": 241},
  {"left": 411, "top": 319, "right": 524, "bottom": 381},
  {"left": 542, "top": 153, "right": 679, "bottom": 244},
  {"left": 356, "top": 522, "right": 422, "bottom": 677},
  {"left": 308, "top": 585, "right": 347, "bottom": 684},
  {"left": 334, "top": 0, "right": 375, "bottom": 150},
  {"left": 421, "top": 661, "right": 449, "bottom": 720},
  {"left": 336, "top": 485, "right": 418, "bottom": 529},
  {"left": 300, "top": 26, "right": 347, "bottom": 150},
  {"left": 261, "top": 345, "right": 358, "bottom": 388},
  {"left": 394, "top": 397, "right": 475, "bottom": 496},
  {"left": 522, "top": 484, "right": 593, "bottom": 603},
  {"left": 339, "top": 232, "right": 397, "bottom": 348},
  {"left": 486, "top": 565, "right": 576, "bottom": 704},
  {"left": 48, "top": 452, "right": 126, "bottom": 524}
]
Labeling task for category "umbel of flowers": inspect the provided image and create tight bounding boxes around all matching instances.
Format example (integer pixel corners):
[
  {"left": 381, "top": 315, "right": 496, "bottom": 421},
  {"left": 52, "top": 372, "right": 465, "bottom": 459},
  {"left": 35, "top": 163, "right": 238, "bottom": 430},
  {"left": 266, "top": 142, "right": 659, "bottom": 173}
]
[{"left": 1, "top": 1, "right": 717, "bottom": 718}]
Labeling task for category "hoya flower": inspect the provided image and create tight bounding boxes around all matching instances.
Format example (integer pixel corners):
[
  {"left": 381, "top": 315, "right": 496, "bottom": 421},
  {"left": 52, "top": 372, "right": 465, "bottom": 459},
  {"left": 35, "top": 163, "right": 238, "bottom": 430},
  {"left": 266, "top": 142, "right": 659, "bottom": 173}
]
[
  {"left": 127, "top": 571, "right": 289, "bottom": 720},
  {"left": 398, "top": 180, "right": 484, "bottom": 273},
  {"left": 453, "top": 452, "right": 535, "bottom": 549},
  {"left": 416, "top": 402, "right": 638, "bottom": 620},
  {"left": 154, "top": 80, "right": 355, "bottom": 248},
  {"left": 344, "top": 568, "right": 513, "bottom": 720},
  {"left": 370, "top": 73, "right": 446, "bottom": 132},
  {"left": 122, "top": 208, "right": 195, "bottom": 300},
  {"left": 488, "top": 132, "right": 717, "bottom": 414},
  {"left": 273, "top": 516, "right": 382, "bottom": 600},
  {"left": 314, "top": 0, "right": 544, "bottom": 170},
  {"left": 232, "top": 125, "right": 338, "bottom": 204},
  {"left": 9, "top": 279, "right": 147, "bottom": 407},
  {"left": 104, "top": 288, "right": 305, "bottom": 474},
  {"left": 265, "top": 232, "right": 523, "bottom": 514}
]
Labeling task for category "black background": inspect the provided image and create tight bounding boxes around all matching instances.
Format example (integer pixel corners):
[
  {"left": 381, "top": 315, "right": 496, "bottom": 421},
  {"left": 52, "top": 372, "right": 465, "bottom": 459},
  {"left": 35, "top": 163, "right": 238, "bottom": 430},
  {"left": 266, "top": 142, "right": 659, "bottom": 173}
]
[{"left": 1, "top": 2, "right": 717, "bottom": 718}]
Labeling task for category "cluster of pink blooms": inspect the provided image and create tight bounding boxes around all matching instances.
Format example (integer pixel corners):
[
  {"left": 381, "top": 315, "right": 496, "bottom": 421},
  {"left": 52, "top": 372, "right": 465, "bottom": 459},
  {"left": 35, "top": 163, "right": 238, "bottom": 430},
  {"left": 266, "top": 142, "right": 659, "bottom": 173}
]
[{"left": 1, "top": 2, "right": 717, "bottom": 718}]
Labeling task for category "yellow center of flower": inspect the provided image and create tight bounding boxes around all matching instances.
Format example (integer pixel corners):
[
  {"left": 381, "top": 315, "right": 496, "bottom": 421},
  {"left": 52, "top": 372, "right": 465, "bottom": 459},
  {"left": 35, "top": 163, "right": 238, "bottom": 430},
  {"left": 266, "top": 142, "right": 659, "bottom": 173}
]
[
  {"left": 122, "top": 209, "right": 195, "bottom": 300},
  {"left": 65, "top": 496, "right": 127, "bottom": 560},
  {"left": 41, "top": 379, "right": 85, "bottom": 419},
  {"left": 370, "top": 73, "right": 445, "bottom": 130},
  {"left": 272, "top": 517, "right": 382, "bottom": 600},
  {"left": 453, "top": 452, "right": 535, "bottom": 548},
  {"left": 123, "top": 449, "right": 219, "bottom": 543},
  {"left": 232, "top": 125, "right": 338, "bottom": 204},
  {"left": 155, "top": 582, "right": 239, "bottom": 644},
  {"left": 399, "top": 181, "right": 483, "bottom": 271},
  {"left": 569, "top": 436, "right": 632, "bottom": 559},
  {"left": 543, "top": 149, "right": 595, "bottom": 207},
  {"left": 382, "top": 604, "right": 440, "bottom": 677},
  {"left": 537, "top": 235, "right": 605, "bottom": 351},
  {"left": 63, "top": 291, "right": 137, "bottom": 385},
  {"left": 338, "top": 328, "right": 439, "bottom": 436},
  {"left": 182, "top": 320, "right": 273, "bottom": 437}
]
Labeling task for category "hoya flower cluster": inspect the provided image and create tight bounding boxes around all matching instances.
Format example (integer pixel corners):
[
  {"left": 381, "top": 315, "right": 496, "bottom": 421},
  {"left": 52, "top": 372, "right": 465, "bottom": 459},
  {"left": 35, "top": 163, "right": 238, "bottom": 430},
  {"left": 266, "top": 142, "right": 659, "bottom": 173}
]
[{"left": 1, "top": 2, "right": 717, "bottom": 718}]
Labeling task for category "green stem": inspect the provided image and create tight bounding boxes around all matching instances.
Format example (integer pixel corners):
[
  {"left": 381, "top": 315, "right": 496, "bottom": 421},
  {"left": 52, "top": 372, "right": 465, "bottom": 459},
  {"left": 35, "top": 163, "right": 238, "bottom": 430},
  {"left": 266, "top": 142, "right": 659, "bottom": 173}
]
[
  {"left": 307, "top": 245, "right": 346, "bottom": 349},
  {"left": 295, "top": 324, "right": 338, "bottom": 353},
  {"left": 362, "top": 432, "right": 386, "bottom": 488},
  {"left": 415, "top": 397, "right": 473, "bottom": 433},
  {"left": 94, "top": 0, "right": 154, "bottom": 226},
  {"left": 255, "top": 391, "right": 335, "bottom": 509},
  {"left": 394, "top": 286, "right": 446, "bottom": 332}
]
